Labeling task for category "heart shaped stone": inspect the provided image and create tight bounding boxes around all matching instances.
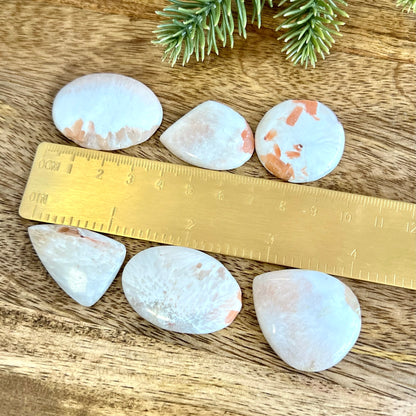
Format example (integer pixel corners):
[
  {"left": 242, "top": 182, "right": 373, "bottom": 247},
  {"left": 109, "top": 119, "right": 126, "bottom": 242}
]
[
  {"left": 29, "top": 224, "right": 126, "bottom": 306},
  {"left": 253, "top": 269, "right": 361, "bottom": 371}
]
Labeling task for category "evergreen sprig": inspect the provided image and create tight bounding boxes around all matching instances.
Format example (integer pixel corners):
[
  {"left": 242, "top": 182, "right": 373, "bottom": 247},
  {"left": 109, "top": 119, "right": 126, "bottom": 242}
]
[
  {"left": 275, "top": 0, "right": 349, "bottom": 68},
  {"left": 153, "top": 0, "right": 350, "bottom": 68},
  {"left": 153, "top": 0, "right": 248, "bottom": 66},
  {"left": 154, "top": 0, "right": 278, "bottom": 66},
  {"left": 396, "top": 0, "right": 416, "bottom": 12}
]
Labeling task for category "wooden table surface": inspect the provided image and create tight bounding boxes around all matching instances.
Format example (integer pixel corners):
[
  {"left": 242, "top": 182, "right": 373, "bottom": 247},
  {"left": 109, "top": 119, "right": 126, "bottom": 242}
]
[{"left": 1, "top": 0, "right": 415, "bottom": 415}]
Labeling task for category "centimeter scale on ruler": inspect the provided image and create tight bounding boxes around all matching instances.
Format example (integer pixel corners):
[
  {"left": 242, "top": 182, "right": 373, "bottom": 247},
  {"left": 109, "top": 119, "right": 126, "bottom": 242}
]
[{"left": 19, "top": 142, "right": 416, "bottom": 290}]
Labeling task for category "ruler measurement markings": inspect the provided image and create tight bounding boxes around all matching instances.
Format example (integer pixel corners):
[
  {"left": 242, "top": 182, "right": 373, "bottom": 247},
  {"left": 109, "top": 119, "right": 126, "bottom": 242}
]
[
  {"left": 108, "top": 206, "right": 117, "bottom": 231},
  {"left": 20, "top": 143, "right": 416, "bottom": 289}
]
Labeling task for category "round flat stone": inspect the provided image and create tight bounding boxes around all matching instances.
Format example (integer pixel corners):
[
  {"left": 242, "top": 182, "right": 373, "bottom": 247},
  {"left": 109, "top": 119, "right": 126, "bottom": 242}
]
[
  {"left": 28, "top": 224, "right": 126, "bottom": 306},
  {"left": 255, "top": 100, "right": 345, "bottom": 182},
  {"left": 52, "top": 73, "right": 163, "bottom": 150},
  {"left": 253, "top": 269, "right": 361, "bottom": 372},
  {"left": 122, "top": 246, "right": 242, "bottom": 334},
  {"left": 160, "top": 100, "right": 254, "bottom": 170}
]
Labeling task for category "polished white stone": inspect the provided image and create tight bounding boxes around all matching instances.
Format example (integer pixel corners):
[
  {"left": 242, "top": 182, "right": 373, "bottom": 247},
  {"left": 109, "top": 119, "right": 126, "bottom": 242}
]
[
  {"left": 122, "top": 245, "right": 242, "bottom": 333},
  {"left": 255, "top": 100, "right": 345, "bottom": 182},
  {"left": 28, "top": 224, "right": 126, "bottom": 306},
  {"left": 253, "top": 269, "right": 361, "bottom": 372},
  {"left": 52, "top": 73, "right": 163, "bottom": 150},
  {"left": 160, "top": 100, "right": 254, "bottom": 170}
]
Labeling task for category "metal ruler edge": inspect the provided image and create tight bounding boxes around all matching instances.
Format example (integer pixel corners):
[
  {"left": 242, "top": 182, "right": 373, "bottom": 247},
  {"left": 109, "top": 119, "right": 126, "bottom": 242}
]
[{"left": 19, "top": 142, "right": 416, "bottom": 290}]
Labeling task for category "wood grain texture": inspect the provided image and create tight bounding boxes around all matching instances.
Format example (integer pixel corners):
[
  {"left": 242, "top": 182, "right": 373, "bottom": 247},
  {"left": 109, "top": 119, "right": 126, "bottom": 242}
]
[{"left": 0, "top": 0, "right": 415, "bottom": 415}]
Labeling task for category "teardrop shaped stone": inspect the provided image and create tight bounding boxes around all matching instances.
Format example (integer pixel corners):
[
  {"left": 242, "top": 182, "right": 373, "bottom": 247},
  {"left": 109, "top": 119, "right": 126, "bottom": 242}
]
[
  {"left": 28, "top": 224, "right": 126, "bottom": 306},
  {"left": 52, "top": 73, "right": 163, "bottom": 150},
  {"left": 253, "top": 269, "right": 361, "bottom": 372},
  {"left": 160, "top": 100, "right": 254, "bottom": 170},
  {"left": 122, "top": 246, "right": 242, "bottom": 333},
  {"left": 255, "top": 100, "right": 345, "bottom": 182}
]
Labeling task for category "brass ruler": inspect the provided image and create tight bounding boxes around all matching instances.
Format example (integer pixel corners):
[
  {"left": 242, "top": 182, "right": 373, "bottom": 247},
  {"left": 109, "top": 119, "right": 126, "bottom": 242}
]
[{"left": 20, "top": 142, "right": 416, "bottom": 289}]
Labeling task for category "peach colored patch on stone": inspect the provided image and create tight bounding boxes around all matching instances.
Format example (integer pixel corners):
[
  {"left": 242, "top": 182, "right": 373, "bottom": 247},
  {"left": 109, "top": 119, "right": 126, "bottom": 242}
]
[
  {"left": 293, "top": 100, "right": 319, "bottom": 120},
  {"left": 63, "top": 118, "right": 155, "bottom": 151},
  {"left": 264, "top": 129, "right": 277, "bottom": 141},
  {"left": 57, "top": 226, "right": 81, "bottom": 237},
  {"left": 241, "top": 124, "right": 254, "bottom": 153},
  {"left": 286, "top": 105, "right": 303, "bottom": 126},
  {"left": 225, "top": 309, "right": 240, "bottom": 324},
  {"left": 260, "top": 144, "right": 295, "bottom": 181},
  {"left": 286, "top": 101, "right": 320, "bottom": 126}
]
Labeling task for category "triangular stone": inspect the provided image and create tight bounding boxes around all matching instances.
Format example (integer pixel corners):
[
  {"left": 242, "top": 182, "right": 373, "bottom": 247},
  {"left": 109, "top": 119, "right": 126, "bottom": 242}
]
[{"left": 28, "top": 224, "right": 126, "bottom": 306}]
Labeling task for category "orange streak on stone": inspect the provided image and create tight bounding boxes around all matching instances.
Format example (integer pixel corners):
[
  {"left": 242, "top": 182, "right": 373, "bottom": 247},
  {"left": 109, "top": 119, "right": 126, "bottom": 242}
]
[
  {"left": 286, "top": 144, "right": 303, "bottom": 159},
  {"left": 285, "top": 151, "right": 301, "bottom": 159},
  {"left": 57, "top": 225, "right": 106, "bottom": 245},
  {"left": 260, "top": 144, "right": 295, "bottom": 181},
  {"left": 64, "top": 118, "right": 86, "bottom": 143},
  {"left": 63, "top": 118, "right": 150, "bottom": 150},
  {"left": 225, "top": 309, "right": 239, "bottom": 324},
  {"left": 241, "top": 124, "right": 254, "bottom": 153},
  {"left": 264, "top": 129, "right": 277, "bottom": 141},
  {"left": 301, "top": 167, "right": 308, "bottom": 176},
  {"left": 237, "top": 291, "right": 242, "bottom": 302},
  {"left": 293, "top": 100, "right": 319, "bottom": 120},
  {"left": 286, "top": 106, "right": 303, "bottom": 126},
  {"left": 274, "top": 143, "right": 282, "bottom": 158},
  {"left": 57, "top": 226, "right": 81, "bottom": 237}
]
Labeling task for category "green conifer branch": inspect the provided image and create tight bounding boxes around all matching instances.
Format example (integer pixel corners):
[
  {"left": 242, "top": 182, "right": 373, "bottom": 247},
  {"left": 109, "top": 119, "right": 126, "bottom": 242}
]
[
  {"left": 274, "top": 0, "right": 348, "bottom": 68},
  {"left": 153, "top": 0, "right": 248, "bottom": 66},
  {"left": 252, "top": 0, "right": 274, "bottom": 28},
  {"left": 396, "top": 0, "right": 416, "bottom": 12},
  {"left": 151, "top": 0, "right": 415, "bottom": 68}
]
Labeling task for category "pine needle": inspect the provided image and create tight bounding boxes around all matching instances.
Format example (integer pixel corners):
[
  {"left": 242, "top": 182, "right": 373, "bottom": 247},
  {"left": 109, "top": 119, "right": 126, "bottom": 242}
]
[
  {"left": 396, "top": 0, "right": 416, "bottom": 13},
  {"left": 274, "top": 0, "right": 349, "bottom": 68},
  {"left": 154, "top": 0, "right": 352, "bottom": 67},
  {"left": 153, "top": 0, "right": 247, "bottom": 66}
]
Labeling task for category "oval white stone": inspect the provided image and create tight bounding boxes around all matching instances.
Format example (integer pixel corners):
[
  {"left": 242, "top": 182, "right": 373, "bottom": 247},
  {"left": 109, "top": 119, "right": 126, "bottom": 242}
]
[
  {"left": 255, "top": 100, "right": 345, "bottom": 182},
  {"left": 160, "top": 100, "right": 254, "bottom": 170},
  {"left": 28, "top": 224, "right": 126, "bottom": 306},
  {"left": 122, "top": 246, "right": 242, "bottom": 333},
  {"left": 253, "top": 269, "right": 361, "bottom": 372},
  {"left": 52, "top": 73, "right": 163, "bottom": 150}
]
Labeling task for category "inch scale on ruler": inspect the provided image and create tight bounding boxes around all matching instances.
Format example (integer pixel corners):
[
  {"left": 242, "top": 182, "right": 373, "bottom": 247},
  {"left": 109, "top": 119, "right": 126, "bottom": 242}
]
[{"left": 19, "top": 142, "right": 416, "bottom": 290}]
